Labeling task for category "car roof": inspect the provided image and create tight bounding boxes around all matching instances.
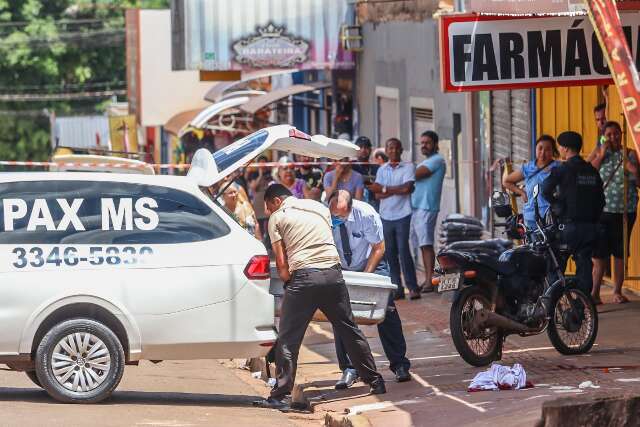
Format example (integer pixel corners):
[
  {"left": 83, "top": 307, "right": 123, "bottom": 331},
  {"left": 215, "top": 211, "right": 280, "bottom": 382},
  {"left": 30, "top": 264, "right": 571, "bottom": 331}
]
[
  {"left": 50, "top": 154, "right": 155, "bottom": 175},
  {"left": 0, "top": 172, "right": 197, "bottom": 193}
]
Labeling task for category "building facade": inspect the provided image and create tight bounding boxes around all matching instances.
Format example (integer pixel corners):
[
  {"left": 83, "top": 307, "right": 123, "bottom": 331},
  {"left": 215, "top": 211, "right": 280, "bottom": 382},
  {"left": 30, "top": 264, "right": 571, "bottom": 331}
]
[{"left": 355, "top": 17, "right": 472, "bottom": 232}]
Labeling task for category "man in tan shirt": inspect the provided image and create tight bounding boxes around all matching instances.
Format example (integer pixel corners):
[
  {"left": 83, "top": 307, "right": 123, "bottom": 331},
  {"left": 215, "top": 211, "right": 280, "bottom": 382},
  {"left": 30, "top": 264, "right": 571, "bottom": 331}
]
[{"left": 254, "top": 184, "right": 385, "bottom": 411}]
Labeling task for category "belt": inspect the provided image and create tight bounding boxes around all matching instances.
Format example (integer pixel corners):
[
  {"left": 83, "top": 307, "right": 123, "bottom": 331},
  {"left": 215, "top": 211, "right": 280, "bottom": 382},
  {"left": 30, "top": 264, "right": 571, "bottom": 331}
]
[{"left": 292, "top": 264, "right": 341, "bottom": 275}]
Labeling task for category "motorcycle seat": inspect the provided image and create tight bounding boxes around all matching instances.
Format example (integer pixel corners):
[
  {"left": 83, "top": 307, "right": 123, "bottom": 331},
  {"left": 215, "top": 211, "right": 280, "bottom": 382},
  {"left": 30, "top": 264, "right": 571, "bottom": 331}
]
[{"left": 445, "top": 239, "right": 513, "bottom": 254}]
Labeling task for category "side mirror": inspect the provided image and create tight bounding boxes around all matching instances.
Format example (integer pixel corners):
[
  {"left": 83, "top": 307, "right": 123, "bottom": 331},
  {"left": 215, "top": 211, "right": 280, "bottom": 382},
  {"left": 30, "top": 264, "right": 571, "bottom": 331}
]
[
  {"left": 532, "top": 184, "right": 542, "bottom": 224},
  {"left": 490, "top": 190, "right": 513, "bottom": 218}
]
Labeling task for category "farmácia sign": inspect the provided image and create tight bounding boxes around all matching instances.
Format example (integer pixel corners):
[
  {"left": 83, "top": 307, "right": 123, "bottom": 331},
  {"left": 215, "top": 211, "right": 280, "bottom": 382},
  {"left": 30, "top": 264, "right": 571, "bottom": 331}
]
[{"left": 439, "top": 13, "right": 640, "bottom": 92}]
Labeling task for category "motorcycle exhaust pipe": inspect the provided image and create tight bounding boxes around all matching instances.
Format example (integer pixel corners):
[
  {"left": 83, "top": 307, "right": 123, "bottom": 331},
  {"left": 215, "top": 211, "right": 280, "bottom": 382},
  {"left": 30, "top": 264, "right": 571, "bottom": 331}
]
[{"left": 476, "top": 309, "right": 536, "bottom": 334}]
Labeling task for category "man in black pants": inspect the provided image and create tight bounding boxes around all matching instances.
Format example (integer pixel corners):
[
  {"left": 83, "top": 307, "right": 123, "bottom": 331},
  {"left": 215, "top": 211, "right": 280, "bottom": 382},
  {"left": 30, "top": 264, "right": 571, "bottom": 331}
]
[
  {"left": 542, "top": 131, "right": 605, "bottom": 296},
  {"left": 329, "top": 190, "right": 411, "bottom": 389},
  {"left": 254, "top": 184, "right": 385, "bottom": 411}
]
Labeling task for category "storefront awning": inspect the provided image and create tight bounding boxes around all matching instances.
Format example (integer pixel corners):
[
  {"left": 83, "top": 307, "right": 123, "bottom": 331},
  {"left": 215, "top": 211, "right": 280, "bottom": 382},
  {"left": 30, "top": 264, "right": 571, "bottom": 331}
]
[
  {"left": 239, "top": 82, "right": 331, "bottom": 115},
  {"left": 164, "top": 97, "right": 251, "bottom": 137},
  {"left": 203, "top": 69, "right": 296, "bottom": 103},
  {"left": 189, "top": 97, "right": 250, "bottom": 130},
  {"left": 164, "top": 108, "right": 202, "bottom": 136}
]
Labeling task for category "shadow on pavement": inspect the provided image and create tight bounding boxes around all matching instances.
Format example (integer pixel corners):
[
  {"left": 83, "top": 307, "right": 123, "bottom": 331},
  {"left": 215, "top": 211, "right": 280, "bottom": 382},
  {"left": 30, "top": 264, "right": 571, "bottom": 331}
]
[
  {"left": 0, "top": 387, "right": 263, "bottom": 408},
  {"left": 0, "top": 387, "right": 50, "bottom": 402}
]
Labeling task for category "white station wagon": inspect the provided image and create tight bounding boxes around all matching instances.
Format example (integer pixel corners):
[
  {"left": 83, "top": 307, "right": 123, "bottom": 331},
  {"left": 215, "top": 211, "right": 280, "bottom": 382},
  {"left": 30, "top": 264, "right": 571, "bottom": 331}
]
[{"left": 0, "top": 125, "right": 358, "bottom": 403}]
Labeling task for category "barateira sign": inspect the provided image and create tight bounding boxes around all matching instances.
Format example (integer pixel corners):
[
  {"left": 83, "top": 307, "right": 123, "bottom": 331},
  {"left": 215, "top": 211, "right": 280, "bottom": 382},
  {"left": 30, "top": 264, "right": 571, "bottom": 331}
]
[
  {"left": 439, "top": 13, "right": 640, "bottom": 92},
  {"left": 171, "top": 0, "right": 353, "bottom": 71}
]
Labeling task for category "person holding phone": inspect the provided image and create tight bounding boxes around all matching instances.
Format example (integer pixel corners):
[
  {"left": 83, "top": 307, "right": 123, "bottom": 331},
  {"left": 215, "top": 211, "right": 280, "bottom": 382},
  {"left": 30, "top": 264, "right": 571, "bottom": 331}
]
[
  {"left": 590, "top": 121, "right": 640, "bottom": 304},
  {"left": 323, "top": 157, "right": 365, "bottom": 200},
  {"left": 352, "top": 136, "right": 380, "bottom": 210}
]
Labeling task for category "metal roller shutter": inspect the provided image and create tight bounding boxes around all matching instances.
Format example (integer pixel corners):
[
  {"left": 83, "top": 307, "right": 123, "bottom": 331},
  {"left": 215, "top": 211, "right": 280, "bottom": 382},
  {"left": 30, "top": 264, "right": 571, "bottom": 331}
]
[
  {"left": 491, "top": 91, "right": 512, "bottom": 191},
  {"left": 490, "top": 89, "right": 531, "bottom": 231},
  {"left": 511, "top": 90, "right": 531, "bottom": 166}
]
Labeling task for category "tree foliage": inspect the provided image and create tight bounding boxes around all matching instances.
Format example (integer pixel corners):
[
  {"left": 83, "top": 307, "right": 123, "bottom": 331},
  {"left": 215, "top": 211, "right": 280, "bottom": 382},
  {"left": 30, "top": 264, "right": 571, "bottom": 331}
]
[{"left": 0, "top": 0, "right": 169, "bottom": 161}]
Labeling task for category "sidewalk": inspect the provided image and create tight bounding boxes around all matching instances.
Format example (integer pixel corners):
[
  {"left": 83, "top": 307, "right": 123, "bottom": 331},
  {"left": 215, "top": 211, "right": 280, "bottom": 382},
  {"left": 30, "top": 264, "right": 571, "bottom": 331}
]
[{"left": 230, "top": 285, "right": 640, "bottom": 427}]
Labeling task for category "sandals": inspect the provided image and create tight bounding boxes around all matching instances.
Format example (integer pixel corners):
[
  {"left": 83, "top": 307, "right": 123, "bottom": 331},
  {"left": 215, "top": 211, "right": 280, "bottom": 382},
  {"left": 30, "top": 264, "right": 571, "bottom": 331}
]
[{"left": 613, "top": 293, "right": 629, "bottom": 304}]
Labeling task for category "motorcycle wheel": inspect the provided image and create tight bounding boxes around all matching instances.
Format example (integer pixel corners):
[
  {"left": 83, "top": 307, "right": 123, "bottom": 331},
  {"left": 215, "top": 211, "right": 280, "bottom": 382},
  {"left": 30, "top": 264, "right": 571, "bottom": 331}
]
[
  {"left": 547, "top": 287, "right": 598, "bottom": 355},
  {"left": 450, "top": 286, "right": 502, "bottom": 367}
]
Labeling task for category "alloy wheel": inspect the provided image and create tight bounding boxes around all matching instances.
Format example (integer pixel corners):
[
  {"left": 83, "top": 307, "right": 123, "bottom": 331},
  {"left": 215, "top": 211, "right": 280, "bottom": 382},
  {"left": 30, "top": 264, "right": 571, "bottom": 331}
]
[{"left": 51, "top": 332, "right": 111, "bottom": 393}]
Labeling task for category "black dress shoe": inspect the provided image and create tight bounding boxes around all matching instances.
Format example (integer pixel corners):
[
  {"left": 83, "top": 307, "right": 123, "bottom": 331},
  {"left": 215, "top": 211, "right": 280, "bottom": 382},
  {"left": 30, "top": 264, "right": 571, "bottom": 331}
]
[
  {"left": 395, "top": 366, "right": 411, "bottom": 383},
  {"left": 369, "top": 377, "right": 387, "bottom": 395},
  {"left": 335, "top": 369, "right": 358, "bottom": 390},
  {"left": 253, "top": 396, "right": 310, "bottom": 413},
  {"left": 409, "top": 290, "right": 422, "bottom": 300},
  {"left": 253, "top": 396, "right": 291, "bottom": 411}
]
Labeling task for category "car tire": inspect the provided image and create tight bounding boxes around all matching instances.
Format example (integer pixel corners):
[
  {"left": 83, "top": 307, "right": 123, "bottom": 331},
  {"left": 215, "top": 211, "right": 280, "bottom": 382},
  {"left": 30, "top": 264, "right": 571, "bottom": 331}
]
[
  {"left": 25, "top": 370, "right": 42, "bottom": 388},
  {"left": 35, "top": 318, "right": 125, "bottom": 404}
]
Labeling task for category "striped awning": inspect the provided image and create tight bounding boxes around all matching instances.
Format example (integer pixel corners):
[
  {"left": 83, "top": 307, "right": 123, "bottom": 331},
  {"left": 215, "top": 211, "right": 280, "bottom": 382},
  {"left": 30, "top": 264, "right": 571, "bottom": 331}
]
[{"left": 239, "top": 82, "right": 330, "bottom": 115}]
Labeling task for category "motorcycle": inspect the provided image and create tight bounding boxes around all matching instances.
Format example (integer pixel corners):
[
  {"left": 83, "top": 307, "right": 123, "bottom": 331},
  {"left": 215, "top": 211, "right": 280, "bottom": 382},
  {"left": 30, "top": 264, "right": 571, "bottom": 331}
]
[{"left": 434, "top": 185, "right": 598, "bottom": 367}]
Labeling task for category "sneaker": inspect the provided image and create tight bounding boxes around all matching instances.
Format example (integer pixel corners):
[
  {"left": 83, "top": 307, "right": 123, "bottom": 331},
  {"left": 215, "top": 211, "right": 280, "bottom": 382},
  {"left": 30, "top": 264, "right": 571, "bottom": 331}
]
[{"left": 335, "top": 369, "right": 358, "bottom": 390}]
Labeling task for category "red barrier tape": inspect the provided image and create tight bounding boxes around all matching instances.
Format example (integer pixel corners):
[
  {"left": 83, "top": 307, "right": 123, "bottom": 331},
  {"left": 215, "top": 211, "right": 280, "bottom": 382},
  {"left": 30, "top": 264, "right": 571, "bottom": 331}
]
[{"left": 0, "top": 159, "right": 482, "bottom": 170}]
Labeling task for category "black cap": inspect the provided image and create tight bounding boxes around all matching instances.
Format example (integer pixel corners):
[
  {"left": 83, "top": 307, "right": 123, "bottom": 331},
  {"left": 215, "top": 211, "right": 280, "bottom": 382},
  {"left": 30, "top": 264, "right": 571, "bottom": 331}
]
[
  {"left": 354, "top": 136, "right": 372, "bottom": 148},
  {"left": 557, "top": 131, "right": 583, "bottom": 152}
]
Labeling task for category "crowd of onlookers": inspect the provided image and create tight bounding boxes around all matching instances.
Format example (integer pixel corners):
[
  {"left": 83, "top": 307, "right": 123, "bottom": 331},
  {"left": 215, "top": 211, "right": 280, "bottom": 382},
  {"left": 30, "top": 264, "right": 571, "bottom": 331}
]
[
  {"left": 218, "top": 103, "right": 640, "bottom": 306},
  {"left": 503, "top": 103, "right": 640, "bottom": 305},
  {"left": 217, "top": 133, "right": 447, "bottom": 301}
]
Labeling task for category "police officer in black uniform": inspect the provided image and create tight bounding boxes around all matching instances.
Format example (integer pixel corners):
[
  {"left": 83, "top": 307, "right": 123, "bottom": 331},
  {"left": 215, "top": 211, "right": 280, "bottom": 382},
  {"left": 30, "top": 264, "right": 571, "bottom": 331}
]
[{"left": 541, "top": 131, "right": 605, "bottom": 296}]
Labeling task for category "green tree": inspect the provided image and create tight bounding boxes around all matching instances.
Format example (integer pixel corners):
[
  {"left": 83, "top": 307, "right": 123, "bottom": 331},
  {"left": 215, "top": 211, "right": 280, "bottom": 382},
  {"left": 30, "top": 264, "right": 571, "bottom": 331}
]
[{"left": 0, "top": 0, "right": 169, "bottom": 162}]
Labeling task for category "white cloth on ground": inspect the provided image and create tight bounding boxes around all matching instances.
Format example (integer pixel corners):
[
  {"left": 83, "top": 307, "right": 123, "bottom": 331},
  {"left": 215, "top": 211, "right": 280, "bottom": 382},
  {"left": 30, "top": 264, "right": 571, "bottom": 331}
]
[{"left": 468, "top": 363, "right": 528, "bottom": 391}]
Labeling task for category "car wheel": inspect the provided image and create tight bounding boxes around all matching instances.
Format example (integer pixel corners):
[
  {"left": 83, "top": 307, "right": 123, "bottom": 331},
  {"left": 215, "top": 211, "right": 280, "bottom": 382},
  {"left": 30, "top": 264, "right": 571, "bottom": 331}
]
[
  {"left": 35, "top": 318, "right": 125, "bottom": 403},
  {"left": 25, "top": 370, "right": 42, "bottom": 388}
]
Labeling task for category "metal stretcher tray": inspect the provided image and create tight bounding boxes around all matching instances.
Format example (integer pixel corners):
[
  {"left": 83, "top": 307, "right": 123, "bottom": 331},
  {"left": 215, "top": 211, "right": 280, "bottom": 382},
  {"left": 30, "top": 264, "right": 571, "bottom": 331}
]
[{"left": 269, "top": 266, "right": 398, "bottom": 325}]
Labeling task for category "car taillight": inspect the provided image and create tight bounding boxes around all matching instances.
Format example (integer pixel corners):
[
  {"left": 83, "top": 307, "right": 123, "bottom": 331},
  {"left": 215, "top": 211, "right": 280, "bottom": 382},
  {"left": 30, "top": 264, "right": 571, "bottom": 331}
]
[
  {"left": 289, "top": 128, "right": 311, "bottom": 141},
  {"left": 437, "top": 255, "right": 459, "bottom": 270},
  {"left": 244, "top": 255, "right": 270, "bottom": 280}
]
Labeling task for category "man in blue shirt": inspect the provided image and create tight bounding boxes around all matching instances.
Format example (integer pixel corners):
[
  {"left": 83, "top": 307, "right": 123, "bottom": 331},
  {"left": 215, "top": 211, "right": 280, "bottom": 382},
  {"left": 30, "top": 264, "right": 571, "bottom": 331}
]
[
  {"left": 368, "top": 138, "right": 420, "bottom": 300},
  {"left": 329, "top": 190, "right": 411, "bottom": 388},
  {"left": 411, "top": 131, "right": 446, "bottom": 293}
]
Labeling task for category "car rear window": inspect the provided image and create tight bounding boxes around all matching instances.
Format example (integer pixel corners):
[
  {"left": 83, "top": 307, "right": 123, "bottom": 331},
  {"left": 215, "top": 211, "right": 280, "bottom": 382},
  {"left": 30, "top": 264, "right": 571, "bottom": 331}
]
[
  {"left": 212, "top": 129, "right": 268, "bottom": 171},
  {"left": 0, "top": 180, "right": 230, "bottom": 244}
]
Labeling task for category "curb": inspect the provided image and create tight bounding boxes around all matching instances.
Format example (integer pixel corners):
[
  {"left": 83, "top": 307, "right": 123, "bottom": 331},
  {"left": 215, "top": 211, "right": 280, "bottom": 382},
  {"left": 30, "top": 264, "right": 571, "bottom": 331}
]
[
  {"left": 324, "top": 413, "right": 372, "bottom": 427},
  {"left": 537, "top": 392, "right": 640, "bottom": 427}
]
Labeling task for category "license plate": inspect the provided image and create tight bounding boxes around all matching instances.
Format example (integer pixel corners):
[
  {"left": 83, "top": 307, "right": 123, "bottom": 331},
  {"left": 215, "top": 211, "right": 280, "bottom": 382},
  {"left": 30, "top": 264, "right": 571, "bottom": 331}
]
[{"left": 438, "top": 273, "right": 462, "bottom": 292}]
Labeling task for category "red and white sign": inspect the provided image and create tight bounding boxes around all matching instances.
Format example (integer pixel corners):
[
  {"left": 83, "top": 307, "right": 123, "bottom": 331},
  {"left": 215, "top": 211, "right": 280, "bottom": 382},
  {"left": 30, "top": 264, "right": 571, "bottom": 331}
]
[{"left": 439, "top": 13, "right": 640, "bottom": 92}]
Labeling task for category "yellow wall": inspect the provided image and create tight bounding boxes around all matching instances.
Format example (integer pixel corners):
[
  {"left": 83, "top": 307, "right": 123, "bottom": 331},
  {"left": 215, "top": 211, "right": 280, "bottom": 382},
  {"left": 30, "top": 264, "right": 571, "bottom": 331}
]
[{"left": 536, "top": 86, "right": 640, "bottom": 291}]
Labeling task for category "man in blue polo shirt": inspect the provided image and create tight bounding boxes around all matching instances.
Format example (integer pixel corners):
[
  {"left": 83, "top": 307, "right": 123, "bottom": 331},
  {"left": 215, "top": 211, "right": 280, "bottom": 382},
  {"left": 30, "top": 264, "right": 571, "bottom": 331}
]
[
  {"left": 329, "top": 190, "right": 411, "bottom": 389},
  {"left": 411, "top": 131, "right": 446, "bottom": 293},
  {"left": 368, "top": 138, "right": 419, "bottom": 300}
]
